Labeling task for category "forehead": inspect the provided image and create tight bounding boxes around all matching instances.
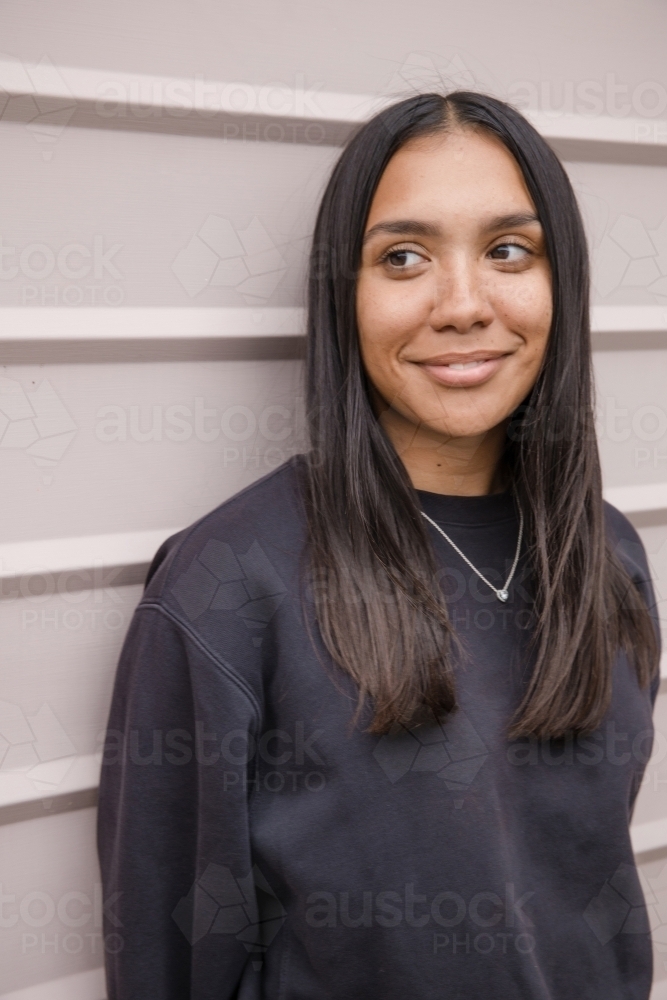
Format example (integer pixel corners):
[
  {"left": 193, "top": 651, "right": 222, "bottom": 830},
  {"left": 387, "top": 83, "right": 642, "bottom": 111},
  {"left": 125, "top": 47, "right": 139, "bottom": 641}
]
[{"left": 366, "top": 129, "right": 535, "bottom": 225}]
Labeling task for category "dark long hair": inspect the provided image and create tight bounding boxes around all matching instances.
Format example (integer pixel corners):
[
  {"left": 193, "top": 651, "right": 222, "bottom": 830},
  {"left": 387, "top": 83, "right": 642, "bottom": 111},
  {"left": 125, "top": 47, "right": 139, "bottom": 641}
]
[{"left": 303, "top": 91, "right": 658, "bottom": 738}]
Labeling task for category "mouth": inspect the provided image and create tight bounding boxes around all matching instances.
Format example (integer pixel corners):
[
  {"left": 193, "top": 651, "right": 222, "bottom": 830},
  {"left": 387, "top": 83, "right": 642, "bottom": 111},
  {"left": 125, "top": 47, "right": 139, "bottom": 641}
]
[{"left": 416, "top": 351, "right": 511, "bottom": 388}]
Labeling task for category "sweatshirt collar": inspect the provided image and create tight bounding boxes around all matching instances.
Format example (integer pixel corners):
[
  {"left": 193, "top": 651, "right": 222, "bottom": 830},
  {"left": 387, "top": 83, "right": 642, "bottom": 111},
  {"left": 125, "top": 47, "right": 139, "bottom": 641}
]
[{"left": 416, "top": 488, "right": 517, "bottom": 527}]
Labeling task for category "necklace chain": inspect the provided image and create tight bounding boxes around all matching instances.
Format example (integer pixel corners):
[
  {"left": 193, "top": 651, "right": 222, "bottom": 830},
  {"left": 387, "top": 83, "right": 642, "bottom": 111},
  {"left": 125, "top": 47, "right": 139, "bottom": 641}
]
[{"left": 420, "top": 500, "right": 524, "bottom": 603}]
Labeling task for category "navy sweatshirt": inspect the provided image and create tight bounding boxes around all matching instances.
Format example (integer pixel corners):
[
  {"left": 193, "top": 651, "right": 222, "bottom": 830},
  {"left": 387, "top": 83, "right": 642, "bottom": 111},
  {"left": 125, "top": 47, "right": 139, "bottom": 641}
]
[{"left": 97, "top": 456, "right": 661, "bottom": 999}]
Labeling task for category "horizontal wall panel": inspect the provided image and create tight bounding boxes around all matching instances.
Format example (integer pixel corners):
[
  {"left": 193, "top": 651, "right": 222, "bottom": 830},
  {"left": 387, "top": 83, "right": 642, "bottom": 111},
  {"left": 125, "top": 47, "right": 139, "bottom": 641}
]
[
  {"left": 566, "top": 161, "right": 667, "bottom": 310},
  {"left": 1, "top": 583, "right": 143, "bottom": 758},
  {"left": 0, "top": 808, "right": 103, "bottom": 996},
  {"left": 0, "top": 307, "right": 305, "bottom": 340},
  {"left": 1, "top": 305, "right": 664, "bottom": 348},
  {"left": 0, "top": 57, "right": 665, "bottom": 162},
  {"left": 604, "top": 483, "right": 667, "bottom": 516},
  {"left": 1, "top": 0, "right": 666, "bottom": 134},
  {"left": 593, "top": 305, "right": 667, "bottom": 337},
  {"left": 593, "top": 350, "right": 667, "bottom": 491},
  {"left": 0, "top": 359, "right": 305, "bottom": 543},
  {"left": 0, "top": 967, "right": 105, "bottom": 1000},
  {"left": 0, "top": 529, "right": 181, "bottom": 582},
  {"left": 0, "top": 306, "right": 307, "bottom": 364},
  {"left": 0, "top": 120, "right": 337, "bottom": 309},
  {"left": 0, "top": 758, "right": 99, "bottom": 828},
  {"left": 1, "top": 579, "right": 138, "bottom": 826}
]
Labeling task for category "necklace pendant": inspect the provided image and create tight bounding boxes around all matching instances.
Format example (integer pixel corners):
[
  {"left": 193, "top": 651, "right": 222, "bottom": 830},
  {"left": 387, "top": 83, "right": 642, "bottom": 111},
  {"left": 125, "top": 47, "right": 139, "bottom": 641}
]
[{"left": 497, "top": 589, "right": 509, "bottom": 602}]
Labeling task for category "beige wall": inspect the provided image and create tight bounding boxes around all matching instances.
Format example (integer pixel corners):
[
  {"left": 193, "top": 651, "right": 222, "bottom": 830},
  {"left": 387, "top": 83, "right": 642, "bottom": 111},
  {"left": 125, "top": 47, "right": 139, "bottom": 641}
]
[{"left": 1, "top": 1, "right": 667, "bottom": 996}]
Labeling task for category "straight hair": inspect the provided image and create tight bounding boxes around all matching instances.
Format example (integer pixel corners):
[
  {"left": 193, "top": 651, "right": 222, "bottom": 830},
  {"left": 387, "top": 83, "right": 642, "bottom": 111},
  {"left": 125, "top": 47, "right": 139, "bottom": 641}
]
[{"left": 303, "top": 91, "right": 658, "bottom": 738}]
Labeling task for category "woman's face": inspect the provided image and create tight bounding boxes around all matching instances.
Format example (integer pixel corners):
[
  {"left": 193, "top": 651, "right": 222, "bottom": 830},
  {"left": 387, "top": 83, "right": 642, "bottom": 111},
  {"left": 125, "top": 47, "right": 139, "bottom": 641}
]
[{"left": 356, "top": 128, "right": 552, "bottom": 454}]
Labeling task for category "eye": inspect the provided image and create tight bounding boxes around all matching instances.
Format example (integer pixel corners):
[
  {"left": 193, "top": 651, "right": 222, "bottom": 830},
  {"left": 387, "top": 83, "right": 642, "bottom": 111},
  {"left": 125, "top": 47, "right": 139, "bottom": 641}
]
[
  {"left": 488, "top": 242, "right": 531, "bottom": 262},
  {"left": 380, "top": 247, "right": 426, "bottom": 269}
]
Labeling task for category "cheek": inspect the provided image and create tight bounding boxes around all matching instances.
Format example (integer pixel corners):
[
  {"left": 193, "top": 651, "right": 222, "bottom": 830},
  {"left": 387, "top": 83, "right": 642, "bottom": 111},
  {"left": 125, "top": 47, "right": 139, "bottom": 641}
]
[
  {"left": 358, "top": 336, "right": 405, "bottom": 404},
  {"left": 357, "top": 274, "right": 427, "bottom": 344},
  {"left": 493, "top": 271, "right": 552, "bottom": 350},
  {"left": 356, "top": 280, "right": 413, "bottom": 387}
]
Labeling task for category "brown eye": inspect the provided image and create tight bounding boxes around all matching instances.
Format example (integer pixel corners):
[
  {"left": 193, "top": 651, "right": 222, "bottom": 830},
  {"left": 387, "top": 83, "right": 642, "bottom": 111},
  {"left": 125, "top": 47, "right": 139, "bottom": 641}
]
[
  {"left": 489, "top": 243, "right": 530, "bottom": 262},
  {"left": 383, "top": 249, "right": 424, "bottom": 268}
]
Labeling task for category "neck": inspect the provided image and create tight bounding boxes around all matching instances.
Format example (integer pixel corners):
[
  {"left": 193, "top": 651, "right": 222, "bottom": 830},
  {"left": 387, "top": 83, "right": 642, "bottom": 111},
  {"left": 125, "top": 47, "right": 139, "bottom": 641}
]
[{"left": 378, "top": 409, "right": 509, "bottom": 497}]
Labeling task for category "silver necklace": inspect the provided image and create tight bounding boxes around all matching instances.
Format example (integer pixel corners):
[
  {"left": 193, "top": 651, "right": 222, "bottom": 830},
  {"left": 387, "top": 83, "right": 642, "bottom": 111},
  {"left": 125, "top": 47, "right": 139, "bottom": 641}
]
[{"left": 420, "top": 500, "right": 524, "bottom": 603}]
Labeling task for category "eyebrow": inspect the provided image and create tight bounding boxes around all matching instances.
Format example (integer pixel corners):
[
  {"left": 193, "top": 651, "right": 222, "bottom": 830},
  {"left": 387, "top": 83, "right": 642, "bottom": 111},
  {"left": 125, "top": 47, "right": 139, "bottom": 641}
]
[
  {"left": 362, "top": 212, "right": 541, "bottom": 245},
  {"left": 362, "top": 219, "right": 441, "bottom": 245},
  {"left": 482, "top": 212, "right": 541, "bottom": 233}
]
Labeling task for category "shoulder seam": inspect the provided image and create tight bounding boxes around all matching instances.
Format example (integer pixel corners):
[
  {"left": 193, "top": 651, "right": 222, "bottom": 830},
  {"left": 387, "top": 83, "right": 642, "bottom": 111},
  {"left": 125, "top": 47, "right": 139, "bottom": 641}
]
[{"left": 137, "top": 601, "right": 262, "bottom": 722}]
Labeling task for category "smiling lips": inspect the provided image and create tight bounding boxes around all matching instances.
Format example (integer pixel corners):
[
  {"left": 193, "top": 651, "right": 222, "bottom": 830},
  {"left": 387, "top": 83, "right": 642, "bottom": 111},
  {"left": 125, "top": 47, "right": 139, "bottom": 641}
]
[{"left": 418, "top": 351, "right": 510, "bottom": 387}]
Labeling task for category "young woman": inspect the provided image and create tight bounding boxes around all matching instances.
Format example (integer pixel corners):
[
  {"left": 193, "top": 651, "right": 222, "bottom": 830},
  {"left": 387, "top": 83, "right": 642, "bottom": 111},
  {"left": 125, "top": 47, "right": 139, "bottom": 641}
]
[{"left": 98, "top": 92, "right": 661, "bottom": 999}]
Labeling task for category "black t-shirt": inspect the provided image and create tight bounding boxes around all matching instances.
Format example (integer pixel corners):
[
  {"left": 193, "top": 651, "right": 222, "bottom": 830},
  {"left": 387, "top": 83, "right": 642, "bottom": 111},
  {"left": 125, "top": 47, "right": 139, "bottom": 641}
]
[{"left": 97, "top": 456, "right": 661, "bottom": 999}]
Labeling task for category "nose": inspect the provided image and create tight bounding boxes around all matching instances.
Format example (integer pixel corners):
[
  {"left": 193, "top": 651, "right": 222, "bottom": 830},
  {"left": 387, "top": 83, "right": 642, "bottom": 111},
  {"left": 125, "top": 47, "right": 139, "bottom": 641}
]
[{"left": 428, "top": 255, "right": 495, "bottom": 335}]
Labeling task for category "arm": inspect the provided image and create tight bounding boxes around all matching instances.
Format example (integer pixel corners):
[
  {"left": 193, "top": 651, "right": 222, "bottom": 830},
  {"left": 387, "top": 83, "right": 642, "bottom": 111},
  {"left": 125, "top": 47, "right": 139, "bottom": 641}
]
[
  {"left": 604, "top": 501, "right": 662, "bottom": 709},
  {"left": 97, "top": 602, "right": 260, "bottom": 1000}
]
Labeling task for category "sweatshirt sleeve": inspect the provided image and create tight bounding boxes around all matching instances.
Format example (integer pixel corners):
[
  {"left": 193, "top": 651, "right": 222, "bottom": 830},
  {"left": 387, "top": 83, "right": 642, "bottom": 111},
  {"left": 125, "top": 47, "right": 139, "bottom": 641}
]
[
  {"left": 97, "top": 601, "right": 261, "bottom": 1000},
  {"left": 604, "top": 501, "right": 662, "bottom": 709}
]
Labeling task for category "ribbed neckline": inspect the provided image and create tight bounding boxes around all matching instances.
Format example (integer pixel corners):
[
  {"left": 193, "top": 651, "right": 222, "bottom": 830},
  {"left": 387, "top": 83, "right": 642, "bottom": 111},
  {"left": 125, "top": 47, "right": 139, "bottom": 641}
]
[{"left": 416, "top": 488, "right": 518, "bottom": 526}]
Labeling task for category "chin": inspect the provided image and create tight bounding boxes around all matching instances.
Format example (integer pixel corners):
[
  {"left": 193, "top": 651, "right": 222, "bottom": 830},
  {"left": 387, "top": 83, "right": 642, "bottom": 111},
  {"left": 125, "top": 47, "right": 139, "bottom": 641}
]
[
  {"left": 416, "top": 408, "right": 507, "bottom": 439},
  {"left": 441, "top": 424, "right": 500, "bottom": 439}
]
